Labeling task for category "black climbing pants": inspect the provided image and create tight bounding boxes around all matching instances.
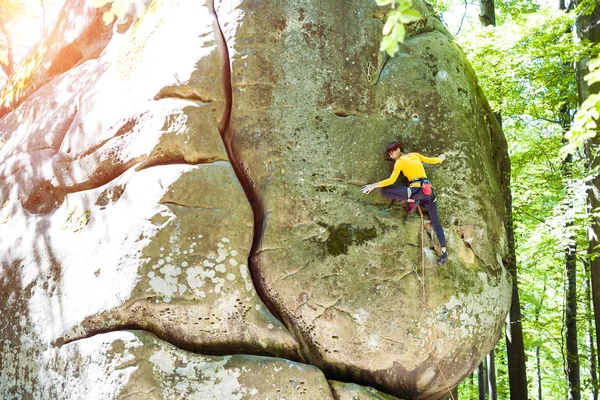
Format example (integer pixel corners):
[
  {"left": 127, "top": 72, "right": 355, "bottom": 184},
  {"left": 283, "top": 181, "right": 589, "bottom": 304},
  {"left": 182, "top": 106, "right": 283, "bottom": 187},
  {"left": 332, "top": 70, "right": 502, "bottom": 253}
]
[{"left": 380, "top": 186, "right": 447, "bottom": 248}]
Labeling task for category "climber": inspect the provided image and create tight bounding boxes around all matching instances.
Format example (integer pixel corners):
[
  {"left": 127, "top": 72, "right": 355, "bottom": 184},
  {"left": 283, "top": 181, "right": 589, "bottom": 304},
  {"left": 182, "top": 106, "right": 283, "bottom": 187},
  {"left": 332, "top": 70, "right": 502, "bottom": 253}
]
[{"left": 362, "top": 141, "right": 448, "bottom": 265}]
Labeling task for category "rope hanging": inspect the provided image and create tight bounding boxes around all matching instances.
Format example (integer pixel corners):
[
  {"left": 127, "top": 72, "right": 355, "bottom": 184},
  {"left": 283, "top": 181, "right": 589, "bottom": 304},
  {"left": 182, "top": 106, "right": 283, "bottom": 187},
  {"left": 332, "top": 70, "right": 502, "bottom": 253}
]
[{"left": 417, "top": 205, "right": 456, "bottom": 400}]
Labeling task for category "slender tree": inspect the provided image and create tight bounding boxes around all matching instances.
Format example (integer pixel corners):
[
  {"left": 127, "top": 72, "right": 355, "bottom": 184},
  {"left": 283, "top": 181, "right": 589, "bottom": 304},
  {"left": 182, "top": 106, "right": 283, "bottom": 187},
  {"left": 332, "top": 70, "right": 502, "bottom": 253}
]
[
  {"left": 534, "top": 279, "right": 547, "bottom": 400},
  {"left": 585, "top": 260, "right": 599, "bottom": 400},
  {"left": 536, "top": 345, "right": 542, "bottom": 400},
  {"left": 477, "top": 0, "right": 529, "bottom": 397},
  {"left": 478, "top": 0, "right": 495, "bottom": 26},
  {"left": 487, "top": 349, "right": 498, "bottom": 400},
  {"left": 561, "top": 101, "right": 581, "bottom": 400},
  {"left": 574, "top": 0, "right": 600, "bottom": 379},
  {"left": 479, "top": 360, "right": 488, "bottom": 400},
  {"left": 564, "top": 185, "right": 581, "bottom": 400}
]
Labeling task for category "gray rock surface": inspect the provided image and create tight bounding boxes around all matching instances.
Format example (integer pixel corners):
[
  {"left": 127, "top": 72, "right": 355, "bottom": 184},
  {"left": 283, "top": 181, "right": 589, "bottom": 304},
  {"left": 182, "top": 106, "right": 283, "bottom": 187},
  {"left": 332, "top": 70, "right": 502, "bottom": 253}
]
[{"left": 43, "top": 330, "right": 334, "bottom": 399}]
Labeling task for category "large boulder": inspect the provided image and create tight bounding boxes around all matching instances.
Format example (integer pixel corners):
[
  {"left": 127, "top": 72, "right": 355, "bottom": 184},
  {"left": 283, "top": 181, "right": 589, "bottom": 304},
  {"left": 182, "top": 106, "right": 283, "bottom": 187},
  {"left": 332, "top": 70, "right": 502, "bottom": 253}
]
[
  {"left": 216, "top": 0, "right": 511, "bottom": 398},
  {"left": 0, "top": 0, "right": 511, "bottom": 398}
]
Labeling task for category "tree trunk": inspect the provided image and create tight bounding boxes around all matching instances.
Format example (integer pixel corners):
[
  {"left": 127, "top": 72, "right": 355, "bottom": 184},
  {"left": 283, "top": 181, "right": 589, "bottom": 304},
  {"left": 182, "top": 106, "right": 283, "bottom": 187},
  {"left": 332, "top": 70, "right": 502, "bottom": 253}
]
[
  {"left": 487, "top": 349, "right": 497, "bottom": 400},
  {"left": 586, "top": 260, "right": 599, "bottom": 400},
  {"left": 0, "top": 16, "right": 13, "bottom": 77},
  {"left": 478, "top": 0, "right": 496, "bottom": 27},
  {"left": 535, "top": 280, "right": 546, "bottom": 400},
  {"left": 477, "top": 2, "right": 529, "bottom": 397},
  {"left": 505, "top": 201, "right": 529, "bottom": 400},
  {"left": 478, "top": 360, "right": 488, "bottom": 400},
  {"left": 536, "top": 345, "right": 542, "bottom": 400},
  {"left": 560, "top": 0, "right": 581, "bottom": 396},
  {"left": 565, "top": 221, "right": 580, "bottom": 400},
  {"left": 561, "top": 99, "right": 580, "bottom": 399},
  {"left": 574, "top": 0, "right": 600, "bottom": 378}
]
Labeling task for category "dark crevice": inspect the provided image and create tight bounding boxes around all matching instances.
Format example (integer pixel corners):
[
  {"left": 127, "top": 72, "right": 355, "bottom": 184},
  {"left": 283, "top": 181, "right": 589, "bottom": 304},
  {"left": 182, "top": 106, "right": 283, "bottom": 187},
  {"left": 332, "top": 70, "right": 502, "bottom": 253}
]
[
  {"left": 55, "top": 114, "right": 146, "bottom": 163},
  {"left": 153, "top": 87, "right": 216, "bottom": 103},
  {"left": 54, "top": 323, "right": 300, "bottom": 360},
  {"left": 328, "top": 382, "right": 341, "bottom": 400},
  {"left": 22, "top": 155, "right": 227, "bottom": 214},
  {"left": 158, "top": 200, "right": 222, "bottom": 210},
  {"left": 210, "top": 2, "right": 288, "bottom": 329},
  {"left": 67, "top": 156, "right": 226, "bottom": 195},
  {"left": 136, "top": 154, "right": 228, "bottom": 171},
  {"left": 332, "top": 110, "right": 360, "bottom": 118},
  {"left": 64, "top": 156, "right": 227, "bottom": 194}
]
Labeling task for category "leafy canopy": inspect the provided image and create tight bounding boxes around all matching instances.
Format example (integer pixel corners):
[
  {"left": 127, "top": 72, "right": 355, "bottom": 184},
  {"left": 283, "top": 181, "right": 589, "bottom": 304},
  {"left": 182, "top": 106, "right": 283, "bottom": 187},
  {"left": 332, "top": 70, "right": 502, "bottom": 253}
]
[{"left": 564, "top": 57, "right": 600, "bottom": 155}]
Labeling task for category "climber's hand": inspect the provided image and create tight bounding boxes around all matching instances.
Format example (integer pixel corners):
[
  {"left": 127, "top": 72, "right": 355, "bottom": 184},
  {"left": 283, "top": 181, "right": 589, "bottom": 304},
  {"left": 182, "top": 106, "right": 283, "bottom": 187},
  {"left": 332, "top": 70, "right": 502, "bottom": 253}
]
[
  {"left": 439, "top": 153, "right": 446, "bottom": 161},
  {"left": 362, "top": 184, "right": 378, "bottom": 194}
]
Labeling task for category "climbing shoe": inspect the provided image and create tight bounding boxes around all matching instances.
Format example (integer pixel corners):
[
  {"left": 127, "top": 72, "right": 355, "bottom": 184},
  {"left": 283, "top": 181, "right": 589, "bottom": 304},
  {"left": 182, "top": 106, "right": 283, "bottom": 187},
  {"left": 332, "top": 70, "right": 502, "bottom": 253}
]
[
  {"left": 407, "top": 201, "right": 419, "bottom": 214},
  {"left": 437, "top": 251, "right": 448, "bottom": 265}
]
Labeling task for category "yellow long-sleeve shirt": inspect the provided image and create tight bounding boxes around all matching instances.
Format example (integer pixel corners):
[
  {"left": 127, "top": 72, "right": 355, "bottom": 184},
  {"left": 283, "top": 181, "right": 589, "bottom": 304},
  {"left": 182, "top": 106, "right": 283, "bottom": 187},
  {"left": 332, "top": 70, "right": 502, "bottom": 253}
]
[{"left": 377, "top": 153, "right": 443, "bottom": 188}]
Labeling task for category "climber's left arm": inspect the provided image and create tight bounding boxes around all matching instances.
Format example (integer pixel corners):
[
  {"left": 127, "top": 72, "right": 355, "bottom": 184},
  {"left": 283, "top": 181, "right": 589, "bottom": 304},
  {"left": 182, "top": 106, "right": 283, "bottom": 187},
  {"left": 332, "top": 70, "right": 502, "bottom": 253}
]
[{"left": 415, "top": 153, "right": 446, "bottom": 164}]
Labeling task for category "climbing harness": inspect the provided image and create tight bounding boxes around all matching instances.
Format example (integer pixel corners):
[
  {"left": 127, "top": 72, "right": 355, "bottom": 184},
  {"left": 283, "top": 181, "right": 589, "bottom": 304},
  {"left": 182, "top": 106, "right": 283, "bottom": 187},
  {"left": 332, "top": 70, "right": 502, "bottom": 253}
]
[
  {"left": 417, "top": 205, "right": 455, "bottom": 400},
  {"left": 410, "top": 178, "right": 433, "bottom": 196}
]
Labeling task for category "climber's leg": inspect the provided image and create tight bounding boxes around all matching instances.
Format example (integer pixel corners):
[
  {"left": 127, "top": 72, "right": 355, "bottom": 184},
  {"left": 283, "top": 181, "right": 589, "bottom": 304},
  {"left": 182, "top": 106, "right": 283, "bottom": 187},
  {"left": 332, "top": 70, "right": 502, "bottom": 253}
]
[
  {"left": 380, "top": 186, "right": 411, "bottom": 201},
  {"left": 422, "top": 196, "right": 448, "bottom": 265}
]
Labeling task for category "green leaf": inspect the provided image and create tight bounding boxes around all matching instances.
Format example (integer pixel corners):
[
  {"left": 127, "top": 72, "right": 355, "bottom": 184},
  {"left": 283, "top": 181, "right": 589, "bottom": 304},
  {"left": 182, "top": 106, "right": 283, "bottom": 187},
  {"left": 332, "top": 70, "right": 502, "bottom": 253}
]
[
  {"left": 385, "top": 40, "right": 400, "bottom": 57},
  {"left": 397, "top": 0, "right": 412, "bottom": 11},
  {"left": 382, "top": 18, "right": 396, "bottom": 35},
  {"left": 585, "top": 69, "right": 600, "bottom": 85},
  {"left": 380, "top": 34, "right": 399, "bottom": 56},
  {"left": 380, "top": 34, "right": 395, "bottom": 51},
  {"left": 393, "top": 23, "right": 406, "bottom": 43},
  {"left": 588, "top": 57, "right": 600, "bottom": 71},
  {"left": 398, "top": 9, "right": 421, "bottom": 23}
]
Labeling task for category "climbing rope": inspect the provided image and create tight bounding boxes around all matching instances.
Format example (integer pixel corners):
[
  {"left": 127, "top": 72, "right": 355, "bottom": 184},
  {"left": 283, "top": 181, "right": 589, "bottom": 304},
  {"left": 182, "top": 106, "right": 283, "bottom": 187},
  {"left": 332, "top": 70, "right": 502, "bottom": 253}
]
[{"left": 417, "top": 205, "right": 456, "bottom": 400}]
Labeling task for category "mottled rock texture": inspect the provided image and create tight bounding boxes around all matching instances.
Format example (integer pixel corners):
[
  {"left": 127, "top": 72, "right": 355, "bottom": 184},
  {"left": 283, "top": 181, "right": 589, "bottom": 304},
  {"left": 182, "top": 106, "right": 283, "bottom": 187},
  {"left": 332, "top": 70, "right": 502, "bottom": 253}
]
[
  {"left": 0, "top": 0, "right": 510, "bottom": 398},
  {"left": 43, "top": 330, "right": 334, "bottom": 399}
]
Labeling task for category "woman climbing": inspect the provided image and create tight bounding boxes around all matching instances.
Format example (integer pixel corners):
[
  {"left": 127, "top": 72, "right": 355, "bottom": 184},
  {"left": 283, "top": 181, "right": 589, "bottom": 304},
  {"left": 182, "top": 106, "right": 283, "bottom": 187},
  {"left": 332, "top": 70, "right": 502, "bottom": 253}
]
[{"left": 362, "top": 141, "right": 448, "bottom": 265}]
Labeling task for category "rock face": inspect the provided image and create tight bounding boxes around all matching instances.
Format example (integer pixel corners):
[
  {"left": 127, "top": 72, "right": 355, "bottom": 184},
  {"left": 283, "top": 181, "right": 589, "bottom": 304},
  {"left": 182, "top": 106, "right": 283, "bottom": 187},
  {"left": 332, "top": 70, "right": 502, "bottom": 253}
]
[{"left": 0, "top": 0, "right": 511, "bottom": 399}]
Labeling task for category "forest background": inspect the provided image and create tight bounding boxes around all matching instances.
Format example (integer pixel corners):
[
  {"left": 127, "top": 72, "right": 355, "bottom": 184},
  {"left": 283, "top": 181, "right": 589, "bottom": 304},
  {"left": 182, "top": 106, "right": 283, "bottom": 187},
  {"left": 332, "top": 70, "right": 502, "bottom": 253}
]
[{"left": 1, "top": 0, "right": 599, "bottom": 398}]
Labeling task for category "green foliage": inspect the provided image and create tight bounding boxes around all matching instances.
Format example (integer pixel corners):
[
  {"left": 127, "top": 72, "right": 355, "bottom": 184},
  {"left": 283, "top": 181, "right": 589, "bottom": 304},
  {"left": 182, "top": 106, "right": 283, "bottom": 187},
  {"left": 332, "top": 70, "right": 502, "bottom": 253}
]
[
  {"left": 564, "top": 57, "right": 600, "bottom": 155},
  {"left": 424, "top": 0, "right": 454, "bottom": 14},
  {"left": 456, "top": 2, "right": 597, "bottom": 398},
  {"left": 375, "top": 0, "right": 422, "bottom": 56},
  {"left": 495, "top": 0, "right": 541, "bottom": 22},
  {"left": 459, "top": 7, "right": 579, "bottom": 120}
]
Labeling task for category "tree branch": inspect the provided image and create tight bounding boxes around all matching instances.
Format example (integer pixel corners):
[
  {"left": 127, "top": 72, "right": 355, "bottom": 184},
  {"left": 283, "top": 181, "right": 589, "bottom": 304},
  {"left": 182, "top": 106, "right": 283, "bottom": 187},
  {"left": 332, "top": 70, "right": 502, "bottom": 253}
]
[{"left": 455, "top": 0, "right": 468, "bottom": 36}]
